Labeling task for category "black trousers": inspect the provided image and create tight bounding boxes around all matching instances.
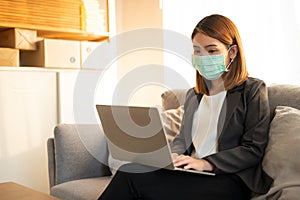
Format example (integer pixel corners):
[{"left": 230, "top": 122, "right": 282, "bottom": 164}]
[{"left": 98, "top": 164, "right": 251, "bottom": 200}]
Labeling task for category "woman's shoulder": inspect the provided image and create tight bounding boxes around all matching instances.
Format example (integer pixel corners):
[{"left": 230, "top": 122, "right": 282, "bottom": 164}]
[
  {"left": 245, "top": 77, "right": 266, "bottom": 86},
  {"left": 244, "top": 77, "right": 267, "bottom": 91},
  {"left": 183, "top": 87, "right": 199, "bottom": 104},
  {"left": 229, "top": 77, "right": 266, "bottom": 93},
  {"left": 186, "top": 87, "right": 196, "bottom": 95},
  {"left": 184, "top": 87, "right": 195, "bottom": 100},
  {"left": 241, "top": 77, "right": 268, "bottom": 99},
  {"left": 229, "top": 77, "right": 267, "bottom": 96}
]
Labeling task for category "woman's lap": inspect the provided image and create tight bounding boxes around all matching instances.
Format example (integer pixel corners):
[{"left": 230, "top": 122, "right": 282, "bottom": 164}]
[{"left": 99, "top": 164, "right": 251, "bottom": 200}]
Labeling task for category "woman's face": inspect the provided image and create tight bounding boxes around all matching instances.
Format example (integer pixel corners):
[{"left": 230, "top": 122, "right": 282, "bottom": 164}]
[{"left": 192, "top": 32, "right": 231, "bottom": 65}]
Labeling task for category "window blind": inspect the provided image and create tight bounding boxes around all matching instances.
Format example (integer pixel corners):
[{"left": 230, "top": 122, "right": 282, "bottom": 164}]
[{"left": 0, "top": 0, "right": 82, "bottom": 31}]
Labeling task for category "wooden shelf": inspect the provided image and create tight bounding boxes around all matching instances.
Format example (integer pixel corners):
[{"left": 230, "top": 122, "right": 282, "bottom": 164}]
[
  {"left": 37, "top": 29, "right": 109, "bottom": 41},
  {"left": 0, "top": 22, "right": 109, "bottom": 42}
]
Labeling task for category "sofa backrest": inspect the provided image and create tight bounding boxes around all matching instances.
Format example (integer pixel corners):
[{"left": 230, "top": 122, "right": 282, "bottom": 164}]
[
  {"left": 268, "top": 84, "right": 300, "bottom": 118},
  {"left": 161, "top": 84, "right": 300, "bottom": 119}
]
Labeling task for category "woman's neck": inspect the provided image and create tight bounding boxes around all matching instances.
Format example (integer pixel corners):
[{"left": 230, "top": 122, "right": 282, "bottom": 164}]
[{"left": 209, "top": 78, "right": 226, "bottom": 95}]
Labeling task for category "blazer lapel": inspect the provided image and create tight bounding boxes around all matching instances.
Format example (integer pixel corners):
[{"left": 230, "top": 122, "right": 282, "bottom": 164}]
[
  {"left": 183, "top": 93, "right": 202, "bottom": 149},
  {"left": 217, "top": 91, "right": 241, "bottom": 140}
]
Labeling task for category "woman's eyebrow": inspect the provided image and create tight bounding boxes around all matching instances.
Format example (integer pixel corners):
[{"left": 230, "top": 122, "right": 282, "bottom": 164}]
[
  {"left": 193, "top": 44, "right": 218, "bottom": 49},
  {"left": 204, "top": 44, "right": 218, "bottom": 48}
]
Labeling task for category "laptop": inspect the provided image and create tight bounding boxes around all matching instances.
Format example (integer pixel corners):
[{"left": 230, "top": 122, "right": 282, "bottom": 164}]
[{"left": 96, "top": 104, "right": 215, "bottom": 176}]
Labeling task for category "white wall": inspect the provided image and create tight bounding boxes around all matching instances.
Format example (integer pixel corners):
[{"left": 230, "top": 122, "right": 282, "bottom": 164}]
[
  {"left": 163, "top": 0, "right": 300, "bottom": 86},
  {"left": 113, "top": 0, "right": 165, "bottom": 106}
]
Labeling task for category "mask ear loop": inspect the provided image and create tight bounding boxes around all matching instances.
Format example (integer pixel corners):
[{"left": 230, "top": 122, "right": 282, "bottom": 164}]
[
  {"left": 225, "top": 57, "right": 235, "bottom": 71},
  {"left": 225, "top": 45, "right": 237, "bottom": 71}
]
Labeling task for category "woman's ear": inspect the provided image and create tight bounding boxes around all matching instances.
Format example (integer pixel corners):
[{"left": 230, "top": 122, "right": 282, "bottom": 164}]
[{"left": 229, "top": 45, "right": 238, "bottom": 59}]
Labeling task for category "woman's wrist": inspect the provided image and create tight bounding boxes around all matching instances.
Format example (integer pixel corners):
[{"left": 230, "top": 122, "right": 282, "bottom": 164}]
[{"left": 202, "top": 159, "right": 214, "bottom": 171}]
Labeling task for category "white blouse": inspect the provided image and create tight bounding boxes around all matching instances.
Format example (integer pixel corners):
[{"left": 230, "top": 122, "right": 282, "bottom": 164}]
[{"left": 191, "top": 91, "right": 227, "bottom": 159}]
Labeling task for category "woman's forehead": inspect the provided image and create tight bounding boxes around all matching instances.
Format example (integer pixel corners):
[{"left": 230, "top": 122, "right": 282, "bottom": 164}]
[{"left": 192, "top": 32, "right": 223, "bottom": 48}]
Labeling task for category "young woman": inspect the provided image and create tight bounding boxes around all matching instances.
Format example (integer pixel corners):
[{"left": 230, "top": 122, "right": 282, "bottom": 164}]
[{"left": 98, "top": 14, "right": 273, "bottom": 200}]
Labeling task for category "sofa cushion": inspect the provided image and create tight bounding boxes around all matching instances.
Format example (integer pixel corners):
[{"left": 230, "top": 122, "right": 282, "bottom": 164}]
[
  {"left": 54, "top": 124, "right": 111, "bottom": 185},
  {"left": 161, "top": 89, "right": 187, "bottom": 110},
  {"left": 51, "top": 177, "right": 111, "bottom": 200},
  {"left": 161, "top": 105, "right": 184, "bottom": 142},
  {"left": 253, "top": 106, "right": 300, "bottom": 199}
]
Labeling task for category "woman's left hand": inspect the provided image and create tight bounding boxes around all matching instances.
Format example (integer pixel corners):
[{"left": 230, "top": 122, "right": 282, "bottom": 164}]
[{"left": 173, "top": 155, "right": 214, "bottom": 172}]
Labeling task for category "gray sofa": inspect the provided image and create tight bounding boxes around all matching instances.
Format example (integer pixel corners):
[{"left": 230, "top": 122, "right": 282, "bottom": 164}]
[{"left": 47, "top": 84, "right": 300, "bottom": 200}]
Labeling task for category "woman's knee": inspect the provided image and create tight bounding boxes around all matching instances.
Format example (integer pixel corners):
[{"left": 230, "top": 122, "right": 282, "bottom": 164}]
[{"left": 118, "top": 163, "right": 159, "bottom": 174}]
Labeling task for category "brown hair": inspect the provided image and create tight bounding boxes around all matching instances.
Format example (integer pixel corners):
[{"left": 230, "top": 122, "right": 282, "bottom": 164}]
[{"left": 192, "top": 14, "right": 248, "bottom": 94}]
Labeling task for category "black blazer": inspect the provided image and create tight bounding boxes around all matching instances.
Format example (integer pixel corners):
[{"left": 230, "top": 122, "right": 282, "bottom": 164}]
[{"left": 171, "top": 77, "right": 273, "bottom": 194}]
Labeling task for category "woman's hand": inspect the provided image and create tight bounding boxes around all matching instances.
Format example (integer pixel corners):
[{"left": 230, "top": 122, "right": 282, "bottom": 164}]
[{"left": 173, "top": 154, "right": 214, "bottom": 172}]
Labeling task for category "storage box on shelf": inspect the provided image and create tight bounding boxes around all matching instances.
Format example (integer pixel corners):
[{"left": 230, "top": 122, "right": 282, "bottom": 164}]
[
  {"left": 20, "top": 38, "right": 81, "bottom": 69},
  {"left": 0, "top": 48, "right": 19, "bottom": 66},
  {"left": 0, "top": 28, "right": 37, "bottom": 50},
  {"left": 0, "top": 28, "right": 38, "bottom": 67},
  {"left": 80, "top": 41, "right": 103, "bottom": 69}
]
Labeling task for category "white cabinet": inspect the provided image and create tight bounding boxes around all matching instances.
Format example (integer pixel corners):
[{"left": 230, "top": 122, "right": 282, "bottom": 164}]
[
  {"left": 0, "top": 69, "right": 57, "bottom": 193},
  {"left": 57, "top": 69, "right": 116, "bottom": 124}
]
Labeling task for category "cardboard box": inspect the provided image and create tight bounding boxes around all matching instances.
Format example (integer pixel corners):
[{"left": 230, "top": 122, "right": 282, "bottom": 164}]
[
  {"left": 80, "top": 41, "right": 103, "bottom": 69},
  {"left": 0, "top": 48, "right": 19, "bottom": 66},
  {"left": 20, "top": 38, "right": 80, "bottom": 69},
  {"left": 0, "top": 28, "right": 37, "bottom": 50}
]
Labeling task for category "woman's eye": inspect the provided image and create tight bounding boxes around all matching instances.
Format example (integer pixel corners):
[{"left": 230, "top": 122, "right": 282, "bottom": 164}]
[
  {"left": 194, "top": 50, "right": 201, "bottom": 54},
  {"left": 208, "top": 49, "right": 218, "bottom": 54}
]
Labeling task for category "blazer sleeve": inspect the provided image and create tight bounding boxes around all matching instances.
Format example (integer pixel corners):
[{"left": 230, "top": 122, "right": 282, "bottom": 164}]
[
  {"left": 204, "top": 80, "right": 270, "bottom": 174},
  {"left": 170, "top": 88, "right": 195, "bottom": 155}
]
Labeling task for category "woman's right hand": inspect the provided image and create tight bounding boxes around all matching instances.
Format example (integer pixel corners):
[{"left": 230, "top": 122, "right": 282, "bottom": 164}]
[
  {"left": 171, "top": 153, "right": 179, "bottom": 161},
  {"left": 173, "top": 154, "right": 214, "bottom": 172}
]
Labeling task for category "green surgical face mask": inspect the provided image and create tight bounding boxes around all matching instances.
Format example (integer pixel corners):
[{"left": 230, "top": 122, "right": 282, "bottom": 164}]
[{"left": 192, "top": 53, "right": 232, "bottom": 80}]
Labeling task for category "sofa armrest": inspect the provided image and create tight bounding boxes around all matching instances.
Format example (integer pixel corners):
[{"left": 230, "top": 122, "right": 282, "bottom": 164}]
[
  {"left": 47, "top": 138, "right": 55, "bottom": 188},
  {"left": 53, "top": 124, "right": 111, "bottom": 185}
]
